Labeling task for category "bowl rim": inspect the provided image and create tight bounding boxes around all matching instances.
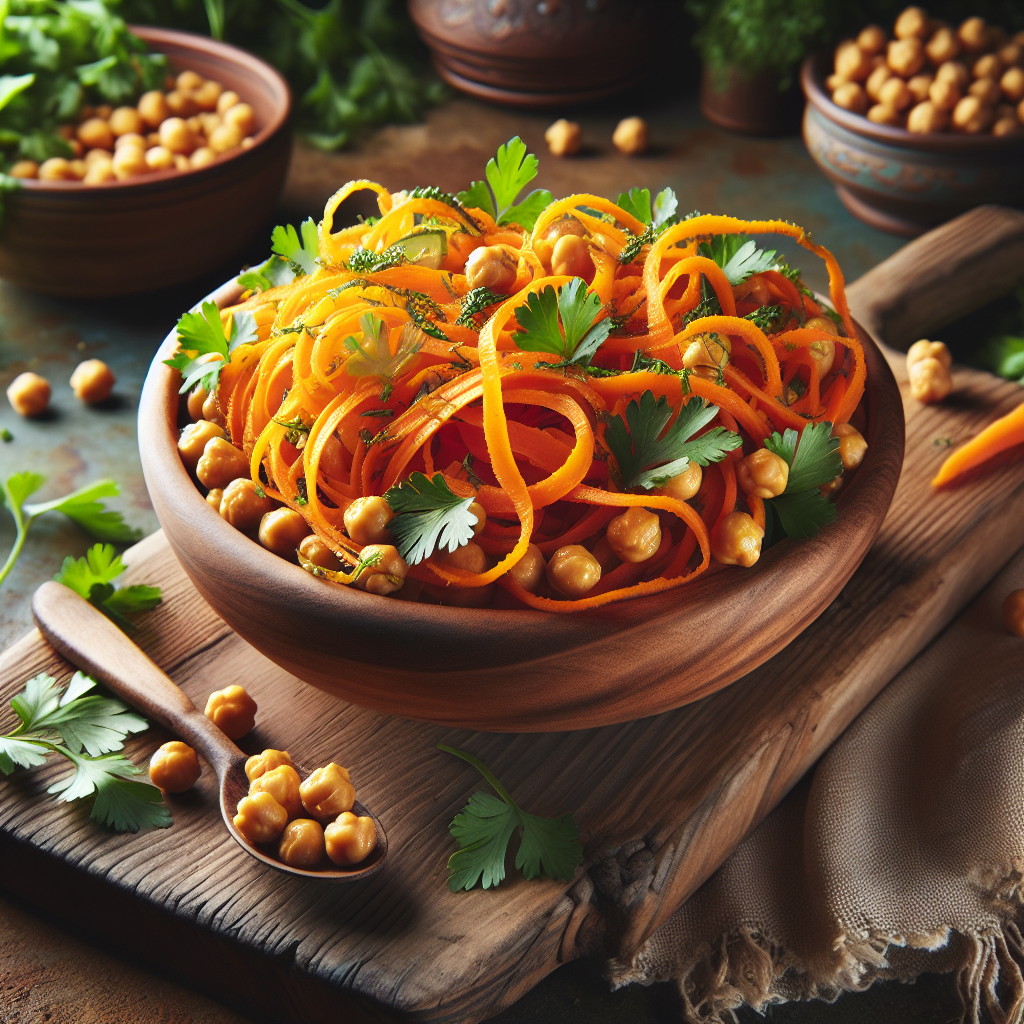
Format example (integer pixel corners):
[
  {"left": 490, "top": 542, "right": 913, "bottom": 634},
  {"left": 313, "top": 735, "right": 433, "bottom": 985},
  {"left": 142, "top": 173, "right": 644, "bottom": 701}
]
[
  {"left": 13, "top": 24, "right": 291, "bottom": 194},
  {"left": 801, "top": 53, "right": 1024, "bottom": 152}
]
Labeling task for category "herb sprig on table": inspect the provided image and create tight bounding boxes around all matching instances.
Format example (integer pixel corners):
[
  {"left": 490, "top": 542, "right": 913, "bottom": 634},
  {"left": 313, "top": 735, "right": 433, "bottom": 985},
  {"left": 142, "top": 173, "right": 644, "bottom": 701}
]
[{"left": 54, "top": 542, "right": 162, "bottom": 630}]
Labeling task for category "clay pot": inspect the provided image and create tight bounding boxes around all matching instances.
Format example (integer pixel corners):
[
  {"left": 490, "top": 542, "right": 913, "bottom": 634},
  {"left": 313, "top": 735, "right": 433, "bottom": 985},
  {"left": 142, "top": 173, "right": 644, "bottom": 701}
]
[
  {"left": 407, "top": 0, "right": 656, "bottom": 107},
  {"left": 700, "top": 63, "right": 803, "bottom": 136}
]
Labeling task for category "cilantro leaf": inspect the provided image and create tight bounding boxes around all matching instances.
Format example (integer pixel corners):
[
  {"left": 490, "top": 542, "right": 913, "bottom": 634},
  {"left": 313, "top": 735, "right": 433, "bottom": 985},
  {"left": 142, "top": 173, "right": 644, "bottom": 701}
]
[
  {"left": 22, "top": 479, "right": 140, "bottom": 543},
  {"left": 54, "top": 543, "right": 161, "bottom": 631},
  {"left": 764, "top": 422, "right": 842, "bottom": 493},
  {"left": 697, "top": 235, "right": 777, "bottom": 286},
  {"left": 164, "top": 301, "right": 258, "bottom": 395},
  {"left": 511, "top": 279, "right": 612, "bottom": 365},
  {"left": 456, "top": 137, "right": 553, "bottom": 231},
  {"left": 605, "top": 391, "right": 742, "bottom": 491},
  {"left": 769, "top": 488, "right": 838, "bottom": 541},
  {"left": 271, "top": 218, "right": 320, "bottom": 276},
  {"left": 383, "top": 472, "right": 478, "bottom": 566},
  {"left": 440, "top": 744, "right": 582, "bottom": 892}
]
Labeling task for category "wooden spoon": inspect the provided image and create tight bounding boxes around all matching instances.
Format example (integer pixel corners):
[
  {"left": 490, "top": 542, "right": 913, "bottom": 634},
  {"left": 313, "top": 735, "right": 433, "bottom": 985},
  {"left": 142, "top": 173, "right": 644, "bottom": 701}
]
[{"left": 31, "top": 581, "right": 388, "bottom": 882}]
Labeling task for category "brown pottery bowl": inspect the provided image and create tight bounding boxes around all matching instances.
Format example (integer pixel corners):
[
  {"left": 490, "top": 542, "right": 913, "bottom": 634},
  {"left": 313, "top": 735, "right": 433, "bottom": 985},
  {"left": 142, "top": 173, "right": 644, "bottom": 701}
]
[
  {"left": 801, "top": 55, "right": 1024, "bottom": 237},
  {"left": 139, "top": 279, "right": 904, "bottom": 733},
  {"left": 0, "top": 27, "right": 291, "bottom": 298}
]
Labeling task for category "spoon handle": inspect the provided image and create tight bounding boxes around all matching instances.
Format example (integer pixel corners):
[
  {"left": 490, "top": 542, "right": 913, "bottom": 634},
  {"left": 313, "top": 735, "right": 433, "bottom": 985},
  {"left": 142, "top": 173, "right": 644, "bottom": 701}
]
[{"left": 32, "top": 581, "right": 241, "bottom": 774}]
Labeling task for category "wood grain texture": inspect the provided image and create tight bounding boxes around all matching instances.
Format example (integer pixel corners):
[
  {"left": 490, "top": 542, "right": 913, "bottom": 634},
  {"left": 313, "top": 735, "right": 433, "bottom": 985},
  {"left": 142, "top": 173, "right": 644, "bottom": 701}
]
[{"left": 2, "top": 211, "right": 1023, "bottom": 1023}]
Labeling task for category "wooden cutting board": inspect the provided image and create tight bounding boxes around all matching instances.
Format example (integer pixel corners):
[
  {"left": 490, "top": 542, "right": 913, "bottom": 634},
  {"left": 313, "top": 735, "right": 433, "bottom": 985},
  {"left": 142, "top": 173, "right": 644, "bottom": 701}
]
[{"left": 1, "top": 206, "right": 1022, "bottom": 1024}]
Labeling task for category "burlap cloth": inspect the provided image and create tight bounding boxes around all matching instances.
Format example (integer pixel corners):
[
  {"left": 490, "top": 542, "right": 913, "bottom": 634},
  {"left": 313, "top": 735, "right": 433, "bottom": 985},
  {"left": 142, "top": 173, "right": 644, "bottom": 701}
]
[{"left": 610, "top": 548, "right": 1024, "bottom": 1022}]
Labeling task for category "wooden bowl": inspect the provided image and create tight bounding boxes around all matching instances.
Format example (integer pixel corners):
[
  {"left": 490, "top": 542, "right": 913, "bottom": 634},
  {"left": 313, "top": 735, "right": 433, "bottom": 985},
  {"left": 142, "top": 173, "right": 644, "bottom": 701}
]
[
  {"left": 801, "top": 55, "right": 1024, "bottom": 237},
  {"left": 0, "top": 27, "right": 291, "bottom": 298},
  {"left": 138, "top": 280, "right": 904, "bottom": 733}
]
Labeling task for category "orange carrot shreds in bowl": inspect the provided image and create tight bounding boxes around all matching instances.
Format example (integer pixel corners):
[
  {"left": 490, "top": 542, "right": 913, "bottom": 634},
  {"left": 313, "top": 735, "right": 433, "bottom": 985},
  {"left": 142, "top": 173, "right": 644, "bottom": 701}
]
[{"left": 166, "top": 137, "right": 870, "bottom": 612}]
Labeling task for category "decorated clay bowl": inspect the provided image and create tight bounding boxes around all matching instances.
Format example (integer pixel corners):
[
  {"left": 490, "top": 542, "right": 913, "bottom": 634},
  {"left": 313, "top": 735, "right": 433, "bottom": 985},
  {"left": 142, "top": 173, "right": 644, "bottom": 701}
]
[
  {"left": 0, "top": 27, "right": 291, "bottom": 298},
  {"left": 138, "top": 280, "right": 904, "bottom": 733},
  {"left": 801, "top": 55, "right": 1024, "bottom": 237}
]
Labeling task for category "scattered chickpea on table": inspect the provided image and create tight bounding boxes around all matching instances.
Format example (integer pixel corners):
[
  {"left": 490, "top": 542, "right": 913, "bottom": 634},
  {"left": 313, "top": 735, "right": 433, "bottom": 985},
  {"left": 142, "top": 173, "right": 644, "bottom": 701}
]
[{"left": 906, "top": 339, "right": 953, "bottom": 403}]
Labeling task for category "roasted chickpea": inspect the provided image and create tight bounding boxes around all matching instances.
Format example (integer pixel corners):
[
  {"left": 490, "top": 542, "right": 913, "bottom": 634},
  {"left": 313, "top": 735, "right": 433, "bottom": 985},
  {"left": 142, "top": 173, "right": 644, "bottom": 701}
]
[
  {"left": 249, "top": 764, "right": 303, "bottom": 819},
  {"left": 38, "top": 157, "right": 76, "bottom": 180},
  {"left": 906, "top": 73, "right": 934, "bottom": 103},
  {"left": 865, "top": 63, "right": 894, "bottom": 101},
  {"left": 6, "top": 371, "right": 50, "bottom": 417},
  {"left": 8, "top": 160, "right": 38, "bottom": 179},
  {"left": 952, "top": 95, "right": 993, "bottom": 133},
  {"left": 833, "top": 422, "right": 868, "bottom": 470},
  {"left": 67, "top": 159, "right": 87, "bottom": 180},
  {"left": 655, "top": 462, "right": 703, "bottom": 501},
  {"left": 193, "top": 79, "right": 223, "bottom": 111},
  {"left": 929, "top": 77, "right": 961, "bottom": 110},
  {"left": 508, "top": 543, "right": 546, "bottom": 593},
  {"left": 343, "top": 495, "right": 394, "bottom": 545},
  {"left": 297, "top": 534, "right": 341, "bottom": 571},
  {"left": 435, "top": 539, "right": 487, "bottom": 574},
  {"left": 857, "top": 25, "right": 887, "bottom": 55},
  {"left": 325, "top": 812, "right": 377, "bottom": 867},
  {"left": 545, "top": 118, "right": 581, "bottom": 156},
  {"left": 95, "top": 104, "right": 112, "bottom": 120},
  {"left": 682, "top": 332, "right": 731, "bottom": 379},
  {"left": 189, "top": 147, "right": 217, "bottom": 168},
  {"left": 355, "top": 543, "right": 407, "bottom": 596},
  {"left": 992, "top": 116, "right": 1021, "bottom": 136},
  {"left": 300, "top": 763, "right": 355, "bottom": 822},
  {"left": 467, "top": 500, "right": 487, "bottom": 535},
  {"left": 149, "top": 740, "right": 201, "bottom": 793},
  {"left": 165, "top": 90, "right": 199, "bottom": 118},
  {"left": 826, "top": 73, "right": 848, "bottom": 93},
  {"left": 832, "top": 81, "right": 869, "bottom": 113},
  {"left": 835, "top": 41, "right": 873, "bottom": 81},
  {"left": 137, "top": 90, "right": 169, "bottom": 128},
  {"left": 177, "top": 419, "right": 225, "bottom": 469},
  {"left": 145, "top": 145, "right": 176, "bottom": 171},
  {"left": 111, "top": 146, "right": 147, "bottom": 180},
  {"left": 737, "top": 449, "right": 790, "bottom": 499},
  {"left": 1003, "top": 589, "right": 1024, "bottom": 638},
  {"left": 546, "top": 544, "right": 601, "bottom": 599},
  {"left": 278, "top": 819, "right": 326, "bottom": 869},
  {"left": 1001, "top": 67, "right": 1024, "bottom": 102},
  {"left": 186, "top": 385, "right": 206, "bottom": 421},
  {"left": 465, "top": 245, "right": 518, "bottom": 294},
  {"left": 605, "top": 507, "right": 661, "bottom": 563},
  {"left": 114, "top": 132, "right": 145, "bottom": 152},
  {"left": 926, "top": 26, "right": 960, "bottom": 65},
  {"left": 222, "top": 102, "right": 256, "bottom": 137},
  {"left": 907, "top": 338, "right": 951, "bottom": 370},
  {"left": 259, "top": 508, "right": 310, "bottom": 559},
  {"left": 968, "top": 77, "right": 1002, "bottom": 106},
  {"left": 888, "top": 37, "right": 926, "bottom": 78},
  {"left": 198, "top": 111, "right": 222, "bottom": 136},
  {"left": 69, "top": 358, "right": 115, "bottom": 404},
  {"left": 108, "top": 106, "right": 143, "bottom": 137},
  {"left": 612, "top": 116, "right": 648, "bottom": 154},
  {"left": 804, "top": 315, "right": 838, "bottom": 374},
  {"left": 77, "top": 117, "right": 114, "bottom": 150},
  {"left": 551, "top": 234, "right": 594, "bottom": 280},
  {"left": 195, "top": 435, "right": 248, "bottom": 488},
  {"left": 936, "top": 60, "right": 969, "bottom": 88},
  {"left": 233, "top": 791, "right": 287, "bottom": 846},
  {"left": 973, "top": 53, "right": 1003, "bottom": 81},
  {"left": 205, "top": 487, "right": 223, "bottom": 513},
  {"left": 208, "top": 122, "right": 243, "bottom": 154},
  {"left": 895, "top": 6, "right": 929, "bottom": 40},
  {"left": 203, "top": 385, "right": 224, "bottom": 423},
  {"left": 711, "top": 511, "right": 763, "bottom": 568},
  {"left": 83, "top": 158, "right": 115, "bottom": 184},
  {"left": 908, "top": 100, "right": 949, "bottom": 132},
  {"left": 216, "top": 89, "right": 241, "bottom": 114},
  {"left": 219, "top": 477, "right": 275, "bottom": 532},
  {"left": 205, "top": 684, "right": 257, "bottom": 740},
  {"left": 879, "top": 76, "right": 913, "bottom": 111},
  {"left": 245, "top": 749, "right": 295, "bottom": 784},
  {"left": 159, "top": 117, "right": 195, "bottom": 154},
  {"left": 909, "top": 356, "right": 953, "bottom": 403},
  {"left": 534, "top": 216, "right": 587, "bottom": 266},
  {"left": 958, "top": 17, "right": 989, "bottom": 54},
  {"left": 1000, "top": 43, "right": 1023, "bottom": 68},
  {"left": 174, "top": 154, "right": 190, "bottom": 171},
  {"left": 176, "top": 69, "right": 205, "bottom": 92}
]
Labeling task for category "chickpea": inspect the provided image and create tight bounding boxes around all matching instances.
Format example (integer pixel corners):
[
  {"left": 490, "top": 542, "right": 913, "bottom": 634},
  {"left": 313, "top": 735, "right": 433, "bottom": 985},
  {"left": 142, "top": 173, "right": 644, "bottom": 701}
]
[
  {"left": 958, "top": 17, "right": 989, "bottom": 54},
  {"left": 908, "top": 356, "right": 953, "bottom": 403},
  {"left": 278, "top": 819, "right": 326, "bottom": 869},
  {"left": 545, "top": 118, "right": 581, "bottom": 156},
  {"left": 219, "top": 477, "right": 275, "bottom": 532},
  {"left": 216, "top": 89, "right": 241, "bottom": 114},
  {"left": 148, "top": 740, "right": 201, "bottom": 792},
  {"left": 175, "top": 69, "right": 204, "bottom": 93},
  {"left": 77, "top": 117, "right": 114, "bottom": 150},
  {"left": 888, "top": 37, "right": 926, "bottom": 78},
  {"left": 206, "top": 487, "right": 223, "bottom": 513},
  {"left": 198, "top": 111, "right": 222, "bottom": 136},
  {"left": 929, "top": 77, "right": 961, "bottom": 110},
  {"left": 835, "top": 42, "right": 873, "bottom": 82},
  {"left": 245, "top": 748, "right": 295, "bottom": 783},
  {"left": 325, "top": 812, "right": 377, "bottom": 867},
  {"left": 233, "top": 791, "right": 288, "bottom": 846},
  {"left": 166, "top": 90, "right": 200, "bottom": 118},
  {"left": 1001, "top": 67, "right": 1024, "bottom": 102},
  {"left": 832, "top": 81, "right": 869, "bottom": 114},
  {"left": 906, "top": 73, "right": 933, "bottom": 104},
  {"left": 195, "top": 435, "right": 248, "bottom": 487},
  {"left": 8, "top": 160, "right": 38, "bottom": 178},
  {"left": 612, "top": 116, "right": 648, "bottom": 154},
  {"left": 926, "top": 27, "right": 960, "bottom": 65},
  {"left": 682, "top": 332, "right": 731, "bottom": 379},
  {"left": 468, "top": 500, "right": 486, "bottom": 535},
  {"left": 951, "top": 95, "right": 993, "bottom": 133},
  {"left": 67, "top": 159, "right": 86, "bottom": 180},
  {"left": 832, "top": 422, "right": 868, "bottom": 470},
  {"left": 241, "top": 136, "right": 255, "bottom": 149},
  {"left": 343, "top": 495, "right": 394, "bottom": 545},
  {"left": 737, "top": 449, "right": 790, "bottom": 499},
  {"left": 298, "top": 534, "right": 341, "bottom": 571},
  {"left": 551, "top": 234, "right": 594, "bottom": 280},
  {"left": 895, "top": 6, "right": 929, "bottom": 40},
  {"left": 1003, "top": 589, "right": 1024, "bottom": 638},
  {"left": 1000, "top": 43, "right": 1023, "bottom": 67},
  {"left": 969, "top": 77, "right": 1002, "bottom": 106},
  {"left": 186, "top": 385, "right": 206, "bottom": 421},
  {"left": 508, "top": 543, "right": 546, "bottom": 593},
  {"left": 205, "top": 684, "right": 257, "bottom": 740},
  {"left": 857, "top": 25, "right": 887, "bottom": 55},
  {"left": 189, "top": 146, "right": 217, "bottom": 169},
  {"left": 936, "top": 60, "right": 969, "bottom": 88},
  {"left": 973, "top": 53, "right": 1003, "bottom": 81},
  {"left": 6, "top": 372, "right": 50, "bottom": 417},
  {"left": 992, "top": 116, "right": 1021, "bottom": 136},
  {"left": 193, "top": 79, "right": 223, "bottom": 111},
  {"left": 145, "top": 145, "right": 176, "bottom": 171},
  {"left": 38, "top": 157, "right": 76, "bottom": 181},
  {"left": 826, "top": 73, "right": 849, "bottom": 93},
  {"left": 300, "top": 762, "right": 355, "bottom": 821},
  {"left": 249, "top": 764, "right": 303, "bottom": 819},
  {"left": 879, "top": 76, "right": 913, "bottom": 111},
  {"left": 605, "top": 507, "right": 661, "bottom": 563},
  {"left": 83, "top": 158, "right": 115, "bottom": 184},
  {"left": 354, "top": 543, "right": 407, "bottom": 596},
  {"left": 208, "top": 122, "right": 243, "bottom": 154},
  {"left": 177, "top": 419, "right": 225, "bottom": 469},
  {"left": 435, "top": 539, "right": 487, "bottom": 574},
  {"left": 137, "top": 90, "right": 170, "bottom": 128},
  {"left": 865, "top": 63, "right": 894, "bottom": 101},
  {"left": 175, "top": 154, "right": 191, "bottom": 171},
  {"left": 111, "top": 146, "right": 148, "bottom": 180},
  {"left": 222, "top": 102, "right": 256, "bottom": 137},
  {"left": 655, "top": 462, "right": 703, "bottom": 502},
  {"left": 908, "top": 100, "right": 949, "bottom": 133},
  {"left": 159, "top": 117, "right": 195, "bottom": 155},
  {"left": 546, "top": 544, "right": 601, "bottom": 599},
  {"left": 534, "top": 216, "right": 586, "bottom": 266},
  {"left": 203, "top": 386, "right": 225, "bottom": 423},
  {"left": 106, "top": 107, "right": 142, "bottom": 138},
  {"left": 465, "top": 245, "right": 518, "bottom": 294},
  {"left": 711, "top": 508, "right": 765, "bottom": 569},
  {"left": 259, "top": 508, "right": 310, "bottom": 559},
  {"left": 69, "top": 358, "right": 115, "bottom": 404}
]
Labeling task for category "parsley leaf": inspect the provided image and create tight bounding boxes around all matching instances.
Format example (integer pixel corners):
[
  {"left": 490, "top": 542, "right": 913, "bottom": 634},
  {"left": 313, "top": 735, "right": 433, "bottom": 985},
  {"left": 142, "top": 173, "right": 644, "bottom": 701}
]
[
  {"left": 271, "top": 218, "right": 320, "bottom": 276},
  {"left": 343, "top": 314, "right": 422, "bottom": 399},
  {"left": 54, "top": 543, "right": 161, "bottom": 631},
  {"left": 616, "top": 187, "right": 680, "bottom": 265},
  {"left": 605, "top": 391, "right": 742, "bottom": 490},
  {"left": 697, "top": 235, "right": 777, "bottom": 286},
  {"left": 383, "top": 472, "right": 479, "bottom": 565},
  {"left": 768, "top": 488, "right": 837, "bottom": 541},
  {"left": 511, "top": 279, "right": 611, "bottom": 365},
  {"left": 762, "top": 422, "right": 843, "bottom": 541},
  {"left": 164, "top": 301, "right": 259, "bottom": 395},
  {"left": 456, "top": 137, "right": 553, "bottom": 231},
  {"left": 440, "top": 744, "right": 582, "bottom": 892},
  {"left": 237, "top": 254, "right": 295, "bottom": 294}
]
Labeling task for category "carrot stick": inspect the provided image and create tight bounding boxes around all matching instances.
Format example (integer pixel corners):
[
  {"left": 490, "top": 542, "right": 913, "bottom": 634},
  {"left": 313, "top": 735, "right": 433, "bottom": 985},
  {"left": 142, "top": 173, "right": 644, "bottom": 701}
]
[{"left": 932, "top": 401, "right": 1024, "bottom": 488}]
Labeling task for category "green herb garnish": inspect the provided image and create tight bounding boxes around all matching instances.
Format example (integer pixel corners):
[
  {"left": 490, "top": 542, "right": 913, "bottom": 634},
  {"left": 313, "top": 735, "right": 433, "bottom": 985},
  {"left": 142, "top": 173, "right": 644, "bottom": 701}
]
[
  {"left": 763, "top": 421, "right": 843, "bottom": 540},
  {"left": 383, "top": 472, "right": 479, "bottom": 565},
  {"left": 164, "top": 301, "right": 258, "bottom": 396},
  {"left": 617, "top": 186, "right": 679, "bottom": 264},
  {"left": 511, "top": 278, "right": 611, "bottom": 366},
  {"left": 342, "top": 313, "right": 421, "bottom": 400},
  {"left": 54, "top": 543, "right": 161, "bottom": 632},
  {"left": 698, "top": 234, "right": 777, "bottom": 286},
  {"left": 456, "top": 137, "right": 553, "bottom": 232}
]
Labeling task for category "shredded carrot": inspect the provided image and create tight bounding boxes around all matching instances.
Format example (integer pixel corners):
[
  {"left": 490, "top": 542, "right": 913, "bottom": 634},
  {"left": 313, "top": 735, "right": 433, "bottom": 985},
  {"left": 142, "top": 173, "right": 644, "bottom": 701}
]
[{"left": 932, "top": 400, "right": 1024, "bottom": 488}]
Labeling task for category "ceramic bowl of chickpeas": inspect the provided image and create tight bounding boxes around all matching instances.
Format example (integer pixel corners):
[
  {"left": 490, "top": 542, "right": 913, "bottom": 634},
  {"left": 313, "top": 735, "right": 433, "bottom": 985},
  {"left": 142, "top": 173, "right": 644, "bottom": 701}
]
[
  {"left": 0, "top": 26, "right": 290, "bottom": 298},
  {"left": 801, "top": 8, "right": 1023, "bottom": 237}
]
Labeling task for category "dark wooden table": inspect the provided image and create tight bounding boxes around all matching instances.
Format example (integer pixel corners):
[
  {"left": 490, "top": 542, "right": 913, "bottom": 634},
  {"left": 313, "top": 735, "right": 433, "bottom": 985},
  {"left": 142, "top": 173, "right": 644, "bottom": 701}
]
[{"left": 0, "top": 92, "right": 967, "bottom": 1023}]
